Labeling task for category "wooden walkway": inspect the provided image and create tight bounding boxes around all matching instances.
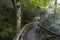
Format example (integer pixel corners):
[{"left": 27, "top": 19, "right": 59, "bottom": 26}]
[{"left": 13, "top": 21, "right": 60, "bottom": 40}]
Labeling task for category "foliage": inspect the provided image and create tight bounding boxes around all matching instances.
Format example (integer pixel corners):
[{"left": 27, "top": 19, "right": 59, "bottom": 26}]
[
  {"left": 0, "top": 0, "right": 58, "bottom": 40},
  {"left": 0, "top": 4, "right": 16, "bottom": 40},
  {"left": 21, "top": 0, "right": 52, "bottom": 10},
  {"left": 29, "top": 0, "right": 52, "bottom": 9},
  {"left": 21, "top": 9, "right": 36, "bottom": 26},
  {"left": 21, "top": 0, "right": 52, "bottom": 26}
]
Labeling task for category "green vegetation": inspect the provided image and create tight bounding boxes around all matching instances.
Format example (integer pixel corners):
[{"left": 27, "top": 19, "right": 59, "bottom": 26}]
[
  {"left": 0, "top": 1, "right": 16, "bottom": 40},
  {"left": 0, "top": 0, "right": 60, "bottom": 40}
]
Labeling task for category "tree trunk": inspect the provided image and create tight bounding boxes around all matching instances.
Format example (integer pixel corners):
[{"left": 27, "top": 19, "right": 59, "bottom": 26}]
[
  {"left": 54, "top": 0, "right": 57, "bottom": 20},
  {"left": 16, "top": 1, "right": 21, "bottom": 32},
  {"left": 11, "top": 0, "right": 21, "bottom": 32}
]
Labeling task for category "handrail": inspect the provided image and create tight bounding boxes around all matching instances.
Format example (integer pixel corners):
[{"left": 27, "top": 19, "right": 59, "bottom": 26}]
[
  {"left": 13, "top": 22, "right": 35, "bottom": 40},
  {"left": 13, "top": 22, "right": 60, "bottom": 40},
  {"left": 38, "top": 24, "right": 60, "bottom": 37}
]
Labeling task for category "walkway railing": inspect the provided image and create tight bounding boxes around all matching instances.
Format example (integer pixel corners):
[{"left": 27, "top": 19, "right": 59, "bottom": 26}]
[
  {"left": 13, "top": 13, "right": 60, "bottom": 40},
  {"left": 13, "top": 22, "right": 60, "bottom": 40}
]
